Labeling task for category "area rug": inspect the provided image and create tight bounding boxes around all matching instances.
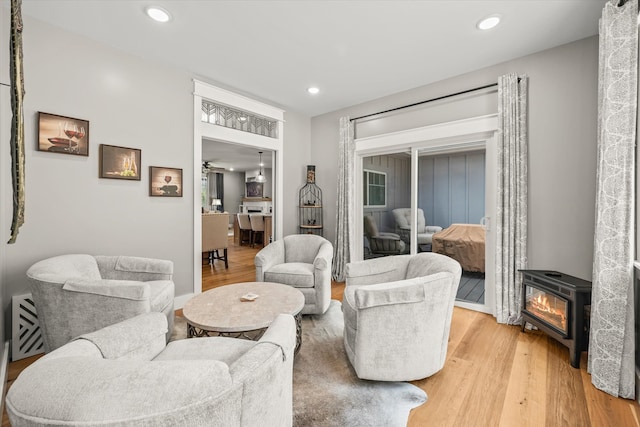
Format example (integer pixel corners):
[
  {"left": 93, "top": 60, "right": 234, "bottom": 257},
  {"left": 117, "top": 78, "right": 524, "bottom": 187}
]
[{"left": 172, "top": 300, "right": 427, "bottom": 426}]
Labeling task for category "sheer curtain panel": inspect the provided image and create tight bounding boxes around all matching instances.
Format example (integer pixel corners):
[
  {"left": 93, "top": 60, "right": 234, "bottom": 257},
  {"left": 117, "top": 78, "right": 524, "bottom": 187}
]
[
  {"left": 589, "top": 0, "right": 637, "bottom": 399},
  {"left": 332, "top": 117, "right": 355, "bottom": 281},
  {"left": 494, "top": 73, "right": 529, "bottom": 325}
]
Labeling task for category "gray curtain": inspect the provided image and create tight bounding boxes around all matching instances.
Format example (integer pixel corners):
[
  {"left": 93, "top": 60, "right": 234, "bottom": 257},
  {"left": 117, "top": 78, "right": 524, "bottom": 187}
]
[
  {"left": 589, "top": 0, "right": 637, "bottom": 399},
  {"left": 332, "top": 116, "right": 355, "bottom": 281},
  {"left": 495, "top": 73, "right": 529, "bottom": 325}
]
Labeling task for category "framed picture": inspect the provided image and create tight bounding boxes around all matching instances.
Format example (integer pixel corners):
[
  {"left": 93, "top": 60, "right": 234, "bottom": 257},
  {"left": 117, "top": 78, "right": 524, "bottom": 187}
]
[
  {"left": 246, "top": 181, "right": 263, "bottom": 198},
  {"left": 99, "top": 144, "right": 141, "bottom": 180},
  {"left": 37, "top": 112, "right": 89, "bottom": 156},
  {"left": 150, "top": 166, "right": 183, "bottom": 197}
]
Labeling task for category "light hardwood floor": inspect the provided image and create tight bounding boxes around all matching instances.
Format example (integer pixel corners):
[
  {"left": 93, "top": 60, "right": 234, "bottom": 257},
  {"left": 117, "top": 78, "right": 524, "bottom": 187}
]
[{"left": 3, "top": 238, "right": 640, "bottom": 426}]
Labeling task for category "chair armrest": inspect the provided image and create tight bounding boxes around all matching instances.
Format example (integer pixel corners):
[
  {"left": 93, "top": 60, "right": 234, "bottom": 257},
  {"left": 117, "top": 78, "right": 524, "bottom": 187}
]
[
  {"left": 63, "top": 278, "right": 150, "bottom": 301},
  {"left": 353, "top": 277, "right": 426, "bottom": 309},
  {"left": 313, "top": 241, "right": 334, "bottom": 270},
  {"left": 230, "top": 314, "right": 295, "bottom": 381},
  {"left": 345, "top": 255, "right": 409, "bottom": 287},
  {"left": 425, "top": 226, "right": 443, "bottom": 234},
  {"left": 95, "top": 256, "right": 173, "bottom": 281},
  {"left": 254, "top": 240, "right": 285, "bottom": 281},
  {"left": 376, "top": 232, "right": 401, "bottom": 240},
  {"left": 76, "top": 312, "right": 168, "bottom": 360}
]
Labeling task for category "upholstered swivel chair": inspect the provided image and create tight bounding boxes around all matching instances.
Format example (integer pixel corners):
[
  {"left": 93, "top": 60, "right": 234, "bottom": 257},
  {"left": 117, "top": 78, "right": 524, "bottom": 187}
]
[
  {"left": 6, "top": 312, "right": 296, "bottom": 426},
  {"left": 342, "top": 252, "right": 461, "bottom": 381},
  {"left": 392, "top": 208, "right": 443, "bottom": 246},
  {"left": 363, "top": 215, "right": 406, "bottom": 255},
  {"left": 255, "top": 234, "right": 333, "bottom": 315},
  {"left": 203, "top": 212, "right": 229, "bottom": 268},
  {"left": 27, "top": 254, "right": 175, "bottom": 352},
  {"left": 249, "top": 214, "right": 265, "bottom": 248},
  {"left": 237, "top": 214, "right": 253, "bottom": 246}
]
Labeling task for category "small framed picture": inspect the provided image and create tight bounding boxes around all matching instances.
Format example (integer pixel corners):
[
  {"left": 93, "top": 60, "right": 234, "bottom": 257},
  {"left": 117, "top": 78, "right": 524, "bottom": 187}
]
[
  {"left": 150, "top": 166, "right": 183, "bottom": 197},
  {"left": 37, "top": 112, "right": 89, "bottom": 156},
  {"left": 246, "top": 182, "right": 263, "bottom": 198},
  {"left": 99, "top": 144, "right": 141, "bottom": 180}
]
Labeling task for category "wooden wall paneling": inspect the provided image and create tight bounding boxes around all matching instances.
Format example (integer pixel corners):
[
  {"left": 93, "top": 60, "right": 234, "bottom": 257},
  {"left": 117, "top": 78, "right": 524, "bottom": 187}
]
[
  {"left": 433, "top": 156, "right": 450, "bottom": 227},
  {"left": 450, "top": 155, "right": 468, "bottom": 224},
  {"left": 467, "top": 152, "right": 486, "bottom": 224}
]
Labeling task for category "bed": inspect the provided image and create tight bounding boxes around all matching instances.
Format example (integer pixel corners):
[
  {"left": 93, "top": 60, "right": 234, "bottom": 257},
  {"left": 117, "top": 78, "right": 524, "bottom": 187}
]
[{"left": 431, "top": 224, "right": 485, "bottom": 273}]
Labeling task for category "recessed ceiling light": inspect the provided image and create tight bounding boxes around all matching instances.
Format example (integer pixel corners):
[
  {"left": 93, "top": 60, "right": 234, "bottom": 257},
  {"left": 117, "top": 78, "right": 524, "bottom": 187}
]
[
  {"left": 307, "top": 87, "right": 320, "bottom": 95},
  {"left": 146, "top": 6, "right": 171, "bottom": 23},
  {"left": 477, "top": 14, "right": 501, "bottom": 30},
  {"left": 229, "top": 167, "right": 234, "bottom": 171}
]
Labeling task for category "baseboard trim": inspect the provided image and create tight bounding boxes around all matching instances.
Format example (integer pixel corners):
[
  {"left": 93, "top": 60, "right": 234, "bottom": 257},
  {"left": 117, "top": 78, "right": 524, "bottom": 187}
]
[
  {"left": 174, "top": 293, "right": 195, "bottom": 310},
  {"left": 0, "top": 340, "right": 10, "bottom": 419}
]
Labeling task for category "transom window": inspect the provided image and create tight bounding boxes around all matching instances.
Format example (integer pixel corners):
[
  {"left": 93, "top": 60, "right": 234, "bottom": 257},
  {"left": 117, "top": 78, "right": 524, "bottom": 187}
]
[{"left": 363, "top": 170, "right": 386, "bottom": 207}]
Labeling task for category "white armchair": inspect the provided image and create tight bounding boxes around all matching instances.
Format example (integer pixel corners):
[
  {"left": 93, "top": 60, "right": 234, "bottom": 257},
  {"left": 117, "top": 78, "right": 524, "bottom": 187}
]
[
  {"left": 27, "top": 254, "right": 175, "bottom": 352},
  {"left": 342, "top": 252, "right": 461, "bottom": 381},
  {"left": 392, "top": 208, "right": 443, "bottom": 246},
  {"left": 7, "top": 312, "right": 296, "bottom": 426},
  {"left": 255, "top": 235, "right": 333, "bottom": 315}
]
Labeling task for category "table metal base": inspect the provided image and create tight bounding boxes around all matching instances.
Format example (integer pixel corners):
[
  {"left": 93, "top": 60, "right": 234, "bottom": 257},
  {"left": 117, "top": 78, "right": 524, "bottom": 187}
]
[{"left": 187, "top": 312, "right": 302, "bottom": 354}]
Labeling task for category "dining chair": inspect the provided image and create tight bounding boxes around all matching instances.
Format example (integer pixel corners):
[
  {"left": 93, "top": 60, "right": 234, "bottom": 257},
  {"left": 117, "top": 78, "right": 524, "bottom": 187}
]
[
  {"left": 249, "top": 214, "right": 265, "bottom": 247},
  {"left": 237, "top": 214, "right": 252, "bottom": 246}
]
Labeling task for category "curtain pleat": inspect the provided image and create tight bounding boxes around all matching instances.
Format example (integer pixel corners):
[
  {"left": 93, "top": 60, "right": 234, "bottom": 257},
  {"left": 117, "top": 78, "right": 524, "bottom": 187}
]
[
  {"left": 332, "top": 117, "right": 355, "bottom": 282},
  {"left": 589, "top": 0, "right": 637, "bottom": 399},
  {"left": 495, "top": 73, "right": 528, "bottom": 325}
]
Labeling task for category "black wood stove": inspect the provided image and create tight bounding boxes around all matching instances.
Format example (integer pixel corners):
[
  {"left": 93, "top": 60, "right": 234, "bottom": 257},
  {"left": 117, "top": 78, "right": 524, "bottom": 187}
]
[{"left": 519, "top": 270, "right": 592, "bottom": 368}]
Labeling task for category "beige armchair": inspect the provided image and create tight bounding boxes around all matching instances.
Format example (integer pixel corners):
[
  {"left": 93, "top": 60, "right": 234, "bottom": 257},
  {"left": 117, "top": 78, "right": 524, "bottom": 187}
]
[
  {"left": 342, "top": 252, "right": 461, "bottom": 381},
  {"left": 202, "top": 213, "right": 229, "bottom": 268},
  {"left": 392, "top": 208, "right": 443, "bottom": 246}
]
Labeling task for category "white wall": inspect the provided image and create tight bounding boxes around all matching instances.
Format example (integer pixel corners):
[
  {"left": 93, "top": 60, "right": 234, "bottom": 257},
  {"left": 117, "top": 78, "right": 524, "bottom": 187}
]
[
  {"left": 283, "top": 110, "right": 312, "bottom": 237},
  {"left": 0, "top": 14, "right": 313, "bottom": 343},
  {"left": 0, "top": 15, "right": 193, "bottom": 307},
  {"left": 312, "top": 36, "right": 599, "bottom": 281}
]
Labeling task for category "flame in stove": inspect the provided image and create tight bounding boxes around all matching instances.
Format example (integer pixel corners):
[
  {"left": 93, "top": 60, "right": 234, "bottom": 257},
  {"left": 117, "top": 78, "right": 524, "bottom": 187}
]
[{"left": 528, "top": 293, "right": 567, "bottom": 331}]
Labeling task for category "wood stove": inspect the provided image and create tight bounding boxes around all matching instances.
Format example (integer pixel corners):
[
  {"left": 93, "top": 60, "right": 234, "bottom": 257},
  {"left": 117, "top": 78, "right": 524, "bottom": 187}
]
[{"left": 519, "top": 270, "right": 592, "bottom": 368}]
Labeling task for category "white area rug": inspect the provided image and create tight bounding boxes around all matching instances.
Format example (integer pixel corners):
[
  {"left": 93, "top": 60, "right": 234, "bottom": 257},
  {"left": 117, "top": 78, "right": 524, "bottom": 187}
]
[{"left": 173, "top": 300, "right": 426, "bottom": 426}]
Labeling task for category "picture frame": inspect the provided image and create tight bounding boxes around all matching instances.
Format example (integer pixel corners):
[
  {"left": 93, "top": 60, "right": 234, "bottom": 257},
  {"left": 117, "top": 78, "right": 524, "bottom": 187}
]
[
  {"left": 37, "top": 112, "right": 89, "bottom": 156},
  {"left": 246, "top": 181, "right": 264, "bottom": 198},
  {"left": 150, "top": 166, "right": 183, "bottom": 197},
  {"left": 99, "top": 144, "right": 141, "bottom": 180}
]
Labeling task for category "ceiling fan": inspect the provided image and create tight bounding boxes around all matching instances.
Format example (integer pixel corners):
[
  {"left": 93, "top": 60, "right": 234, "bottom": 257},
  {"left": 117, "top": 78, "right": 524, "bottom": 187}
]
[{"left": 202, "top": 161, "right": 225, "bottom": 174}]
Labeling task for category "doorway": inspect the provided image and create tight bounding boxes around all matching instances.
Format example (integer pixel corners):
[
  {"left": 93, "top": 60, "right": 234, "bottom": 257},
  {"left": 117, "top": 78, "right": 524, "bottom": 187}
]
[
  {"left": 190, "top": 80, "right": 284, "bottom": 302},
  {"left": 354, "top": 115, "right": 497, "bottom": 315}
]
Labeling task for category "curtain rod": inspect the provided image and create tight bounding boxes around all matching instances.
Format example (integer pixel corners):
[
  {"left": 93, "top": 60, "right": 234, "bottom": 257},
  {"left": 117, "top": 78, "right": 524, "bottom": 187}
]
[{"left": 350, "top": 82, "right": 498, "bottom": 122}]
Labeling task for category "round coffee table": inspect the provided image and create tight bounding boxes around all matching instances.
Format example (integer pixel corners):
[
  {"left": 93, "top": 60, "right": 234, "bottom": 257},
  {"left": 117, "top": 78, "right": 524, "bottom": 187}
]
[{"left": 183, "top": 281, "right": 305, "bottom": 353}]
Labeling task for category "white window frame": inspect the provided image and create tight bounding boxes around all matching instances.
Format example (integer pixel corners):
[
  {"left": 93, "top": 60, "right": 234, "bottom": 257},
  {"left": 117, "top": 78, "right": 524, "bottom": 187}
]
[{"left": 363, "top": 169, "right": 387, "bottom": 208}]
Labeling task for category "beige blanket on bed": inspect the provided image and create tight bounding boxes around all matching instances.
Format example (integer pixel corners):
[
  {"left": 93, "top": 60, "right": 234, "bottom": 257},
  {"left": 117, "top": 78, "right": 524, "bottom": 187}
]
[{"left": 432, "top": 224, "right": 485, "bottom": 273}]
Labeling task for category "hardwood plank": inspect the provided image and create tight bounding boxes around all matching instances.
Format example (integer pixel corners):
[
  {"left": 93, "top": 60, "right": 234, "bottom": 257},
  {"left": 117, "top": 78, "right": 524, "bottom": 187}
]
[
  {"left": 449, "top": 315, "right": 520, "bottom": 426},
  {"left": 580, "top": 353, "right": 640, "bottom": 427},
  {"left": 498, "top": 330, "right": 548, "bottom": 427},
  {"left": 545, "top": 338, "right": 590, "bottom": 426}
]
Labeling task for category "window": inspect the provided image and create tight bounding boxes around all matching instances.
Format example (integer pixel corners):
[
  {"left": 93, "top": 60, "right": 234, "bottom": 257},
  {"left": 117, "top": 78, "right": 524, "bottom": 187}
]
[{"left": 363, "top": 170, "right": 386, "bottom": 207}]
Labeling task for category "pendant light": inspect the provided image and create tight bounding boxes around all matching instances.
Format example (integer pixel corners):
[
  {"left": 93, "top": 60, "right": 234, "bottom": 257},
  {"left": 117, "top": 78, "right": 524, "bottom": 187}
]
[{"left": 256, "top": 151, "right": 267, "bottom": 183}]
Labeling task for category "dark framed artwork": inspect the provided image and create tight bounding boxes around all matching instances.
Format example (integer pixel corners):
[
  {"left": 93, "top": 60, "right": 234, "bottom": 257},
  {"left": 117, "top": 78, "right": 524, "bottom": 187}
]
[
  {"left": 246, "top": 181, "right": 264, "bottom": 198},
  {"left": 37, "top": 112, "right": 89, "bottom": 156},
  {"left": 99, "top": 144, "right": 141, "bottom": 180},
  {"left": 150, "top": 166, "right": 183, "bottom": 197}
]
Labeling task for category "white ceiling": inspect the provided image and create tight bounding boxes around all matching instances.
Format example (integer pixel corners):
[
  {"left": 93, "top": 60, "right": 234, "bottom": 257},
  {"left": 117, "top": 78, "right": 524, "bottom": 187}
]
[
  {"left": 201, "top": 138, "right": 273, "bottom": 172},
  {"left": 22, "top": 0, "right": 607, "bottom": 118}
]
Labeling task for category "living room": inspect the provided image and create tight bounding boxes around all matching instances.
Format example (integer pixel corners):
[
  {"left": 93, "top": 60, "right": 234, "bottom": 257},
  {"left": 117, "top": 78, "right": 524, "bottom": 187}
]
[{"left": 1, "top": 0, "right": 638, "bottom": 425}]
